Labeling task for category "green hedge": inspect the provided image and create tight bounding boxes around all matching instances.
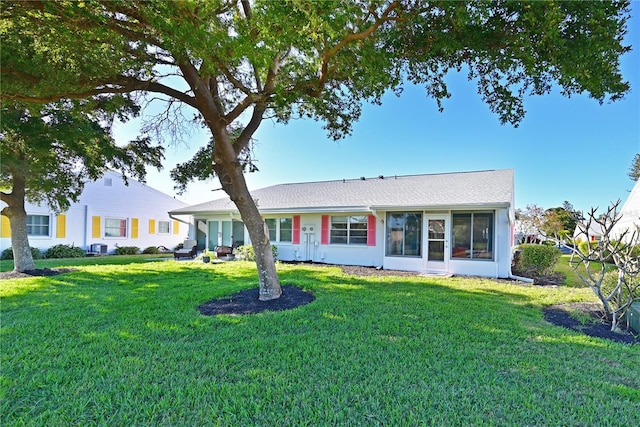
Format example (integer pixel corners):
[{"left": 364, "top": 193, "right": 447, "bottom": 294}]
[
  {"left": 516, "top": 244, "right": 561, "bottom": 276},
  {"left": 0, "top": 247, "right": 44, "bottom": 260},
  {"left": 235, "top": 245, "right": 278, "bottom": 261},
  {"left": 114, "top": 246, "right": 140, "bottom": 255},
  {"left": 44, "top": 244, "right": 85, "bottom": 258}
]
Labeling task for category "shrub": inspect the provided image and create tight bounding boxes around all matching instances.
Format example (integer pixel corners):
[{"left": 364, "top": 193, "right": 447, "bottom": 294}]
[
  {"left": 44, "top": 244, "right": 85, "bottom": 259},
  {"left": 1, "top": 246, "right": 44, "bottom": 260},
  {"left": 142, "top": 246, "right": 160, "bottom": 254},
  {"left": 516, "top": 244, "right": 561, "bottom": 276},
  {"left": 577, "top": 240, "right": 599, "bottom": 256},
  {"left": 235, "top": 245, "right": 278, "bottom": 261},
  {"left": 114, "top": 246, "right": 140, "bottom": 255}
]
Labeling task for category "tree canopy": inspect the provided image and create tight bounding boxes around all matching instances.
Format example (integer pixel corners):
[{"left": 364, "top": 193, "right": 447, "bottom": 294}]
[
  {"left": 1, "top": 0, "right": 632, "bottom": 298},
  {"left": 1, "top": 100, "right": 164, "bottom": 271},
  {"left": 629, "top": 153, "right": 640, "bottom": 181}
]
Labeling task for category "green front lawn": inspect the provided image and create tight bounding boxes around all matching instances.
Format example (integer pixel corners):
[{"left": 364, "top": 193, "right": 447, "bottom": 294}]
[{"left": 1, "top": 259, "right": 638, "bottom": 426}]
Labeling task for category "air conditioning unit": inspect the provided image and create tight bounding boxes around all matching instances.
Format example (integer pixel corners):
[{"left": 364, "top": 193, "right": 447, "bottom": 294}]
[
  {"left": 90, "top": 243, "right": 108, "bottom": 255},
  {"left": 626, "top": 303, "right": 640, "bottom": 334}
]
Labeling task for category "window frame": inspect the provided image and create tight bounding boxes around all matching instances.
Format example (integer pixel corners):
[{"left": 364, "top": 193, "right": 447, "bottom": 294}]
[
  {"left": 329, "top": 215, "right": 368, "bottom": 246},
  {"left": 158, "top": 220, "right": 170, "bottom": 234},
  {"left": 26, "top": 214, "right": 51, "bottom": 237},
  {"left": 385, "top": 212, "right": 422, "bottom": 257},
  {"left": 264, "top": 217, "right": 293, "bottom": 243},
  {"left": 451, "top": 211, "right": 495, "bottom": 261},
  {"left": 104, "top": 217, "right": 128, "bottom": 238}
]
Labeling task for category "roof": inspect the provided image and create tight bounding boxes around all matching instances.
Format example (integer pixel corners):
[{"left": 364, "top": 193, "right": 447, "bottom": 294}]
[{"left": 170, "top": 169, "right": 514, "bottom": 215}]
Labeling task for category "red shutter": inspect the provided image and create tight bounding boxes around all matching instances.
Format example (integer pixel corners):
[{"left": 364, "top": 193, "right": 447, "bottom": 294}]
[
  {"left": 367, "top": 215, "right": 376, "bottom": 246},
  {"left": 293, "top": 215, "right": 301, "bottom": 244},
  {"left": 321, "top": 215, "right": 329, "bottom": 245}
]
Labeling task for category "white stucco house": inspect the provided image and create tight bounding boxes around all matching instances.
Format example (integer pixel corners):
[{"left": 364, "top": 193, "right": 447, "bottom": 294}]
[
  {"left": 611, "top": 179, "right": 640, "bottom": 243},
  {"left": 169, "top": 169, "right": 517, "bottom": 278},
  {"left": 1, "top": 171, "right": 189, "bottom": 254}
]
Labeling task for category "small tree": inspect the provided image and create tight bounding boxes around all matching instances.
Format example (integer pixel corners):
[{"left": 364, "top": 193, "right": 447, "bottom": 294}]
[
  {"left": 629, "top": 153, "right": 640, "bottom": 181},
  {"left": 570, "top": 201, "right": 639, "bottom": 331}
]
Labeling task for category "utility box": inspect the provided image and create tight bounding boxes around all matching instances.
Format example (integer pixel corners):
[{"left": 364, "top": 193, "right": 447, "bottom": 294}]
[{"left": 626, "top": 302, "right": 640, "bottom": 335}]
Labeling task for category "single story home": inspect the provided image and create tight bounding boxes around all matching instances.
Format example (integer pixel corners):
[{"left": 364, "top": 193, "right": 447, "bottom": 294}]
[
  {"left": 169, "top": 169, "right": 517, "bottom": 278},
  {"left": 573, "top": 221, "right": 604, "bottom": 243},
  {"left": 1, "top": 171, "right": 189, "bottom": 254}
]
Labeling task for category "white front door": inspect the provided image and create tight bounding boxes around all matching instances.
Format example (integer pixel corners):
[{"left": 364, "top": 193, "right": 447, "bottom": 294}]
[{"left": 424, "top": 216, "right": 449, "bottom": 273}]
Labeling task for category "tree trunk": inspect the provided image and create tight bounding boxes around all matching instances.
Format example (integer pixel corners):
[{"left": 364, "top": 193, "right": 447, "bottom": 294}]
[
  {"left": 1, "top": 172, "right": 36, "bottom": 272},
  {"left": 213, "top": 159, "right": 282, "bottom": 301},
  {"left": 4, "top": 206, "right": 36, "bottom": 272}
]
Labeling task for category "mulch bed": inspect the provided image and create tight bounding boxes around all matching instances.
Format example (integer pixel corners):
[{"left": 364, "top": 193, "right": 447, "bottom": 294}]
[
  {"left": 542, "top": 302, "right": 638, "bottom": 345},
  {"left": 0, "top": 268, "right": 76, "bottom": 280},
  {"left": 198, "top": 285, "right": 315, "bottom": 316}
]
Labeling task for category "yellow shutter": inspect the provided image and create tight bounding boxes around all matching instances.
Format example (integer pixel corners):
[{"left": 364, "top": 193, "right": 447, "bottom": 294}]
[
  {"left": 56, "top": 214, "right": 67, "bottom": 238},
  {"left": 148, "top": 219, "right": 156, "bottom": 235},
  {"left": 131, "top": 218, "right": 139, "bottom": 239},
  {"left": 92, "top": 216, "right": 101, "bottom": 238},
  {"left": 173, "top": 220, "right": 179, "bottom": 235},
  {"left": 1, "top": 215, "right": 11, "bottom": 238}
]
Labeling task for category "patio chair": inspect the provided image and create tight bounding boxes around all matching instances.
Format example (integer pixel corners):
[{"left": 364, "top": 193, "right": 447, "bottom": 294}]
[{"left": 174, "top": 239, "right": 198, "bottom": 259}]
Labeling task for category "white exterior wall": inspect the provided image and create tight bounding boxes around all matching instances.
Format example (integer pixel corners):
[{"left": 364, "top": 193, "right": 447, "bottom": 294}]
[
  {"left": 190, "top": 207, "right": 513, "bottom": 279},
  {"left": 612, "top": 180, "right": 640, "bottom": 243},
  {"left": 1, "top": 171, "right": 188, "bottom": 254}
]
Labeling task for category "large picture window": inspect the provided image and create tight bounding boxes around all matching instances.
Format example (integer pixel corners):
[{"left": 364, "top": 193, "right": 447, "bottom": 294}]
[
  {"left": 451, "top": 212, "right": 494, "bottom": 260},
  {"left": 330, "top": 216, "right": 367, "bottom": 245},
  {"left": 26, "top": 215, "right": 50, "bottom": 236},
  {"left": 105, "top": 218, "right": 127, "bottom": 237},
  {"left": 385, "top": 212, "right": 422, "bottom": 256}
]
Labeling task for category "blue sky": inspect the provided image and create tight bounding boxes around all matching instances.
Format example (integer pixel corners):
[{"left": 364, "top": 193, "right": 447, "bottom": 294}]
[{"left": 114, "top": 4, "right": 639, "bottom": 216}]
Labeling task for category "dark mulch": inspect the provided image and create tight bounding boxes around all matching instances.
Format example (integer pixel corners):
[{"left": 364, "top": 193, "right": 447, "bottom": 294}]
[
  {"left": 199, "top": 285, "right": 315, "bottom": 316},
  {"left": 0, "top": 268, "right": 76, "bottom": 280},
  {"left": 543, "top": 302, "right": 638, "bottom": 345}
]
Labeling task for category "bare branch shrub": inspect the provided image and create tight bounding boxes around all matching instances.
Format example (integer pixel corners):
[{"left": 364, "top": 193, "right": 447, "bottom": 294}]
[{"left": 569, "top": 200, "right": 639, "bottom": 331}]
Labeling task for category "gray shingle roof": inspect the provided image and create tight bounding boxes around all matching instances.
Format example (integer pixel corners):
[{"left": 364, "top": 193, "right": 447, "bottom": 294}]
[{"left": 170, "top": 169, "right": 514, "bottom": 215}]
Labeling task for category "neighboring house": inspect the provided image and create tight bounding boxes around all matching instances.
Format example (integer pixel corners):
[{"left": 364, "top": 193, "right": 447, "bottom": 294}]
[
  {"left": 573, "top": 221, "right": 604, "bottom": 243},
  {"left": 169, "top": 169, "right": 517, "bottom": 279},
  {"left": 1, "top": 171, "right": 189, "bottom": 254},
  {"left": 611, "top": 179, "right": 640, "bottom": 243}
]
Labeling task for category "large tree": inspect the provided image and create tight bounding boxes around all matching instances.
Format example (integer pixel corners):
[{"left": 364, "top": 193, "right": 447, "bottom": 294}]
[
  {"left": 0, "top": 100, "right": 164, "bottom": 272},
  {"left": 1, "top": 1, "right": 631, "bottom": 299}
]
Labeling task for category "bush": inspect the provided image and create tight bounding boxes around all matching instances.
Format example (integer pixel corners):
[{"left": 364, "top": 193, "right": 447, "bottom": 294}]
[
  {"left": 235, "top": 245, "right": 278, "bottom": 261},
  {"left": 1, "top": 246, "right": 44, "bottom": 260},
  {"left": 578, "top": 240, "right": 599, "bottom": 256},
  {"left": 114, "top": 246, "right": 140, "bottom": 255},
  {"left": 44, "top": 244, "right": 85, "bottom": 259},
  {"left": 142, "top": 246, "right": 160, "bottom": 254},
  {"left": 516, "top": 244, "right": 561, "bottom": 276}
]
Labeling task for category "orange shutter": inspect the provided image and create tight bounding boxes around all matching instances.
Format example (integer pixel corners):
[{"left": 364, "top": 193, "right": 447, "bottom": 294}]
[
  {"left": 173, "top": 220, "right": 179, "bottom": 235},
  {"left": 148, "top": 219, "right": 156, "bottom": 234}
]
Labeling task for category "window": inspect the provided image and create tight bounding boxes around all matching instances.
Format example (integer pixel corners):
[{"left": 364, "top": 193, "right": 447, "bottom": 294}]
[
  {"left": 385, "top": 212, "right": 422, "bottom": 256},
  {"left": 265, "top": 219, "right": 277, "bottom": 241},
  {"left": 158, "top": 221, "right": 170, "bottom": 234},
  {"left": 451, "top": 212, "right": 494, "bottom": 260},
  {"left": 27, "top": 215, "right": 50, "bottom": 236},
  {"left": 105, "top": 218, "right": 127, "bottom": 237},
  {"left": 330, "top": 215, "right": 367, "bottom": 245},
  {"left": 264, "top": 217, "right": 292, "bottom": 242},
  {"left": 279, "top": 218, "right": 292, "bottom": 242}
]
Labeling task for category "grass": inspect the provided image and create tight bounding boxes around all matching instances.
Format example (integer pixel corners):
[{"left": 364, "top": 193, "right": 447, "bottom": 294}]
[
  {"left": 555, "top": 254, "right": 617, "bottom": 288},
  {"left": 1, "top": 258, "right": 639, "bottom": 426}
]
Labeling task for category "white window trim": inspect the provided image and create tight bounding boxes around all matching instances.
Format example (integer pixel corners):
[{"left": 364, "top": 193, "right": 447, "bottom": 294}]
[
  {"left": 104, "top": 217, "right": 129, "bottom": 239},
  {"left": 26, "top": 213, "right": 52, "bottom": 239}
]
